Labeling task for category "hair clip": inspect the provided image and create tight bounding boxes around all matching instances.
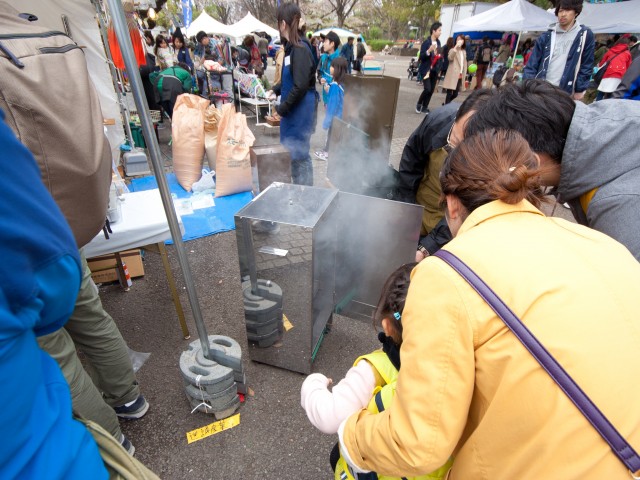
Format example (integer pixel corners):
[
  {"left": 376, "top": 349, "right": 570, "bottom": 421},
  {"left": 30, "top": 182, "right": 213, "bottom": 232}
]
[{"left": 393, "top": 312, "right": 401, "bottom": 321}]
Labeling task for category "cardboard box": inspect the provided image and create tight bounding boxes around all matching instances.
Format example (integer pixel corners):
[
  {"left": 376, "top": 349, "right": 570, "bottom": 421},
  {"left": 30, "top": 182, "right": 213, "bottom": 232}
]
[{"left": 87, "top": 249, "right": 144, "bottom": 284}]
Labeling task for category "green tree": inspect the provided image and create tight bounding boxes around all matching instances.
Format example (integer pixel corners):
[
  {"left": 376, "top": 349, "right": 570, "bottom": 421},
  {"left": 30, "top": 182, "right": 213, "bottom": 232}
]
[{"left": 368, "top": 26, "right": 382, "bottom": 40}]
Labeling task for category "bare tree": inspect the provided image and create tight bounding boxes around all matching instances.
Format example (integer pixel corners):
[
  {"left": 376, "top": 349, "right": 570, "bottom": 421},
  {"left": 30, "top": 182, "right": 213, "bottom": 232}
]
[
  {"left": 204, "top": 0, "right": 239, "bottom": 24},
  {"left": 241, "top": 0, "right": 279, "bottom": 25},
  {"left": 187, "top": 0, "right": 240, "bottom": 24},
  {"left": 326, "top": 0, "right": 359, "bottom": 27}
]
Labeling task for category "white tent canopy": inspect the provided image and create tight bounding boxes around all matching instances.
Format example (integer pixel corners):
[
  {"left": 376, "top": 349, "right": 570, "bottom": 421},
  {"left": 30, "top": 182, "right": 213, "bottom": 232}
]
[
  {"left": 225, "top": 12, "right": 278, "bottom": 40},
  {"left": 453, "top": 0, "right": 556, "bottom": 33},
  {"left": 186, "top": 11, "right": 230, "bottom": 38},
  {"left": 559, "top": 2, "right": 640, "bottom": 34},
  {"left": 313, "top": 27, "right": 360, "bottom": 43}
]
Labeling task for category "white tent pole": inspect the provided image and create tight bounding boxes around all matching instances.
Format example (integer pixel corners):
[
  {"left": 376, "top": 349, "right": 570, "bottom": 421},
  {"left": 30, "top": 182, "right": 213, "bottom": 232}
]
[{"left": 511, "top": 31, "right": 522, "bottom": 68}]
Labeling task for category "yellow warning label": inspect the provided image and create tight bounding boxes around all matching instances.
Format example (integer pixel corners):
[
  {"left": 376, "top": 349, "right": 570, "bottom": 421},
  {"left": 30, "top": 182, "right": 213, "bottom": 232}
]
[
  {"left": 186, "top": 414, "right": 240, "bottom": 444},
  {"left": 283, "top": 314, "right": 294, "bottom": 331}
]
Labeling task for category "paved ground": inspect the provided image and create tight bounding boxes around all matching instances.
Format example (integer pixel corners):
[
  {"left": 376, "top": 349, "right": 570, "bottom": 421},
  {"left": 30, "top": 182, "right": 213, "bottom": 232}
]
[{"left": 105, "top": 55, "right": 575, "bottom": 479}]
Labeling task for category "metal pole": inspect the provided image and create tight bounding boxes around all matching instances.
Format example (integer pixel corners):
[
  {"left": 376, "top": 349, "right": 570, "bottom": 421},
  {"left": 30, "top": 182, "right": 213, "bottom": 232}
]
[
  {"left": 92, "top": 0, "right": 135, "bottom": 147},
  {"left": 511, "top": 31, "right": 523, "bottom": 69},
  {"left": 241, "top": 218, "right": 259, "bottom": 295},
  {"left": 105, "top": 0, "right": 211, "bottom": 359}
]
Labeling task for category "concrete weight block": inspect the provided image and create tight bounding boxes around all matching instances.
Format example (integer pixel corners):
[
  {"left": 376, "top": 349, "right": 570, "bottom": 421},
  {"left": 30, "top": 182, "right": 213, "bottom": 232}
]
[
  {"left": 185, "top": 382, "right": 238, "bottom": 411},
  {"left": 179, "top": 341, "right": 235, "bottom": 392},
  {"left": 186, "top": 390, "right": 241, "bottom": 418},
  {"left": 247, "top": 327, "right": 281, "bottom": 348},
  {"left": 206, "top": 335, "right": 244, "bottom": 373},
  {"left": 245, "top": 316, "right": 281, "bottom": 336}
]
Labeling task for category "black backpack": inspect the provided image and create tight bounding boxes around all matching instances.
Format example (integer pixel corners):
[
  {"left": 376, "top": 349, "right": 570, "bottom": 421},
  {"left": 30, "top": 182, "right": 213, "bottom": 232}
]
[
  {"left": 481, "top": 46, "right": 492, "bottom": 63},
  {"left": 593, "top": 51, "right": 623, "bottom": 86},
  {"left": 493, "top": 65, "right": 508, "bottom": 86},
  {"left": 493, "top": 65, "right": 517, "bottom": 88}
]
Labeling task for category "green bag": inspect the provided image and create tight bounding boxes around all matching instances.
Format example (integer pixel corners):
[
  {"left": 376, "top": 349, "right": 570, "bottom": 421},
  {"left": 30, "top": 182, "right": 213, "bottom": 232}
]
[{"left": 78, "top": 417, "right": 160, "bottom": 480}]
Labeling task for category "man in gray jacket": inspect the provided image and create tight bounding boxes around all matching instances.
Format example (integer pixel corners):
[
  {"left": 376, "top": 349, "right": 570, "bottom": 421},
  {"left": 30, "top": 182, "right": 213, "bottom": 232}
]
[{"left": 462, "top": 80, "right": 640, "bottom": 261}]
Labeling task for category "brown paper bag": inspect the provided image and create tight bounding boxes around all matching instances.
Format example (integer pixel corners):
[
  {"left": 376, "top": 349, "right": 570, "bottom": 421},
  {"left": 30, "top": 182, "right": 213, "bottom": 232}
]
[
  {"left": 204, "top": 105, "right": 221, "bottom": 170},
  {"left": 215, "top": 103, "right": 256, "bottom": 197},
  {"left": 171, "top": 94, "right": 209, "bottom": 191}
]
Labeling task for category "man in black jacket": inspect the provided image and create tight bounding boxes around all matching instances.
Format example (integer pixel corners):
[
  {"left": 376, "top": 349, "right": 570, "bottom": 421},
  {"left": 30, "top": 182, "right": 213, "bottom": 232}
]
[{"left": 396, "top": 90, "right": 494, "bottom": 260}]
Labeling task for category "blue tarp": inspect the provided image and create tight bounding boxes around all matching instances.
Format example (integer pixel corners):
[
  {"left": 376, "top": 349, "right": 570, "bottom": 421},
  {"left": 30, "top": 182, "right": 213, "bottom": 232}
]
[{"left": 129, "top": 173, "right": 253, "bottom": 243}]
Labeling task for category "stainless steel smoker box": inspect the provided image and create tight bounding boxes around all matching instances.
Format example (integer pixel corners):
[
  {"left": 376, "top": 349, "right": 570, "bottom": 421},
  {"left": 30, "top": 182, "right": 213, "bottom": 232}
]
[{"left": 235, "top": 183, "right": 421, "bottom": 374}]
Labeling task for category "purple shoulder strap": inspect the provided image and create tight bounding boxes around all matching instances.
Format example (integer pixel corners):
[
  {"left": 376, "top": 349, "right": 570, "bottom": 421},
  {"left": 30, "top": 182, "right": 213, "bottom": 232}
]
[{"left": 434, "top": 249, "right": 640, "bottom": 475}]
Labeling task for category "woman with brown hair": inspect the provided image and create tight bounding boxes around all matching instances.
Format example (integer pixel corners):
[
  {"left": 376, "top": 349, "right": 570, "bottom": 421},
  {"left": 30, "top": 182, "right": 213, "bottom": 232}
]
[
  {"left": 338, "top": 129, "right": 640, "bottom": 479},
  {"left": 442, "top": 34, "right": 467, "bottom": 104},
  {"left": 440, "top": 36, "right": 455, "bottom": 80},
  {"left": 267, "top": 2, "right": 318, "bottom": 185},
  {"left": 241, "top": 35, "right": 264, "bottom": 76}
]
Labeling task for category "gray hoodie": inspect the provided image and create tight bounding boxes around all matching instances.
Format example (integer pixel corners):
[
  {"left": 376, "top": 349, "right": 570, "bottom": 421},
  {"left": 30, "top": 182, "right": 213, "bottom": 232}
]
[{"left": 559, "top": 100, "right": 640, "bottom": 261}]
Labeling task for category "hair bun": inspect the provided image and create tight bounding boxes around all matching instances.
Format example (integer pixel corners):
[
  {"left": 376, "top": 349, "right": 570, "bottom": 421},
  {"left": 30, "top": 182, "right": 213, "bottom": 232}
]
[
  {"left": 440, "top": 129, "right": 547, "bottom": 211},
  {"left": 494, "top": 164, "right": 532, "bottom": 203}
]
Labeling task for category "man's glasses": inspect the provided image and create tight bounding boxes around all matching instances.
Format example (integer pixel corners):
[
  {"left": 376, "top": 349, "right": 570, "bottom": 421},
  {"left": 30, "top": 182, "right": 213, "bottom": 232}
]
[{"left": 444, "top": 122, "right": 455, "bottom": 153}]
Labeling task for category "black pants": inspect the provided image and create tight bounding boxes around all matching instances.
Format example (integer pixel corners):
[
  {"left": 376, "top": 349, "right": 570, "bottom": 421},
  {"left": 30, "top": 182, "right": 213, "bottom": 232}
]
[
  {"left": 417, "top": 72, "right": 439, "bottom": 110},
  {"left": 324, "top": 124, "right": 332, "bottom": 152},
  {"left": 445, "top": 79, "right": 462, "bottom": 104}
]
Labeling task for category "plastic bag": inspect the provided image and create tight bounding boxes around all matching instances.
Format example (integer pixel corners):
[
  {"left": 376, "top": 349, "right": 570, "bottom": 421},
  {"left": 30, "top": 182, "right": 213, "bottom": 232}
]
[
  {"left": 192, "top": 168, "right": 216, "bottom": 192},
  {"left": 171, "top": 94, "right": 210, "bottom": 191},
  {"left": 215, "top": 103, "right": 255, "bottom": 197},
  {"left": 127, "top": 346, "right": 151, "bottom": 373}
]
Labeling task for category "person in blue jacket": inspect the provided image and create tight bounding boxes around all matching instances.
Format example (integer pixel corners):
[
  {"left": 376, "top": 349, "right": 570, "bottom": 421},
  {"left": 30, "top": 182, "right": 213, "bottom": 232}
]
[
  {"left": 173, "top": 34, "right": 194, "bottom": 73},
  {"left": 340, "top": 36, "right": 355, "bottom": 74},
  {"left": 269, "top": 2, "right": 318, "bottom": 186},
  {"left": 314, "top": 56, "right": 347, "bottom": 161},
  {"left": 523, "top": 0, "right": 594, "bottom": 100},
  {"left": 0, "top": 109, "right": 107, "bottom": 479},
  {"left": 318, "top": 31, "right": 341, "bottom": 105}
]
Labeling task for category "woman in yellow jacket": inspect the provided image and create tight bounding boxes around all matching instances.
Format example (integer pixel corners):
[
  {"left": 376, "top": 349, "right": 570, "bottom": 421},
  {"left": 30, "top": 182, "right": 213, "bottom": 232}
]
[
  {"left": 301, "top": 264, "right": 452, "bottom": 480},
  {"left": 339, "top": 129, "right": 640, "bottom": 479}
]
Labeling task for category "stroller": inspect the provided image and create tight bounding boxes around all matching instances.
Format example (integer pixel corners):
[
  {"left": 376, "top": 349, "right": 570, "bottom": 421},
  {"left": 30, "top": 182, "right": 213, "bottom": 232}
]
[{"left": 407, "top": 57, "right": 419, "bottom": 81}]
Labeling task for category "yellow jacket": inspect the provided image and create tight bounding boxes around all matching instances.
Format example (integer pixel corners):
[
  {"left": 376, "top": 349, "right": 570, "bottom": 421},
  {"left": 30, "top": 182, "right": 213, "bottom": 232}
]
[
  {"left": 342, "top": 200, "right": 640, "bottom": 479},
  {"left": 335, "top": 351, "right": 452, "bottom": 480}
]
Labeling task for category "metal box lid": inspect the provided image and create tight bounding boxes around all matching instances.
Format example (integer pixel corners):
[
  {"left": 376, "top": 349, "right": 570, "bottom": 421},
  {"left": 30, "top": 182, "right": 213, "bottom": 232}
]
[{"left": 236, "top": 183, "right": 338, "bottom": 228}]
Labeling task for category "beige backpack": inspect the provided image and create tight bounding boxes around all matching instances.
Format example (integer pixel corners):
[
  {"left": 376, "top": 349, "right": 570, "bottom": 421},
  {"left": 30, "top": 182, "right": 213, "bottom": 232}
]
[{"left": 0, "top": 3, "right": 111, "bottom": 247}]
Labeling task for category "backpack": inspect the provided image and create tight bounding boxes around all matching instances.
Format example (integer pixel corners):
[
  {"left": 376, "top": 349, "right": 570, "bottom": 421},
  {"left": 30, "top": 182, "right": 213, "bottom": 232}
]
[
  {"left": 493, "top": 65, "right": 517, "bottom": 88},
  {"left": 0, "top": 5, "right": 111, "bottom": 248},
  {"left": 482, "top": 46, "right": 492, "bottom": 63}
]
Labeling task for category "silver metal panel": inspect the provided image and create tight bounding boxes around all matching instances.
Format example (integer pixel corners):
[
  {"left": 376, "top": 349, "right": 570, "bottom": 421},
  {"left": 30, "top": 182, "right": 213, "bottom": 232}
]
[
  {"left": 234, "top": 184, "right": 422, "bottom": 374},
  {"left": 334, "top": 192, "right": 422, "bottom": 320},
  {"left": 235, "top": 184, "right": 338, "bottom": 374}
]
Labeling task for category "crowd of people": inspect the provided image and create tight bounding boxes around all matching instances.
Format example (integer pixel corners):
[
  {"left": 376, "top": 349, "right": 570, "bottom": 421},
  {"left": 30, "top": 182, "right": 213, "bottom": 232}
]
[
  {"left": 139, "top": 17, "right": 366, "bottom": 186},
  {"left": 3, "top": 0, "right": 640, "bottom": 477},
  {"left": 139, "top": 27, "right": 274, "bottom": 119}
]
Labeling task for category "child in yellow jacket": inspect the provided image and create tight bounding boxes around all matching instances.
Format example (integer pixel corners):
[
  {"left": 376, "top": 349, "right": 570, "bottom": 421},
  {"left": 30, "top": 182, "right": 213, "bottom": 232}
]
[{"left": 301, "top": 263, "right": 453, "bottom": 480}]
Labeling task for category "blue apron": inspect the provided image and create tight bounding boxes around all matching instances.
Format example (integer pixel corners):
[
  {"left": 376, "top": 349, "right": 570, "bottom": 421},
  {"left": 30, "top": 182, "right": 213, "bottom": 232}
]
[{"left": 280, "top": 45, "right": 317, "bottom": 186}]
